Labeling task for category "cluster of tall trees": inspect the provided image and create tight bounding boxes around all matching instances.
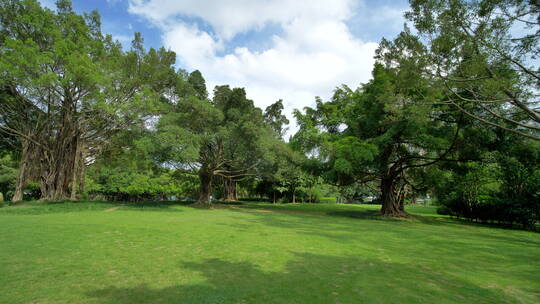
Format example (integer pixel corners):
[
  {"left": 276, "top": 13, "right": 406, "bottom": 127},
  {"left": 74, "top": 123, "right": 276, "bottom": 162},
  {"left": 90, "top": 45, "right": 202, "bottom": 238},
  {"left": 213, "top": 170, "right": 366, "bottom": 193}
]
[
  {"left": 0, "top": 0, "right": 290, "bottom": 205},
  {"left": 0, "top": 0, "right": 177, "bottom": 201},
  {"left": 0, "top": 0, "right": 538, "bottom": 226}
]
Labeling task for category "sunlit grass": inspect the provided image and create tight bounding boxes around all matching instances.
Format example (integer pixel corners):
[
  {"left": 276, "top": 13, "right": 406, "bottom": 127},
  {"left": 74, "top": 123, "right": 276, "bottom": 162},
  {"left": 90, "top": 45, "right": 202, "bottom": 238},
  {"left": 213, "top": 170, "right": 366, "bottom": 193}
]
[{"left": 1, "top": 201, "right": 538, "bottom": 303}]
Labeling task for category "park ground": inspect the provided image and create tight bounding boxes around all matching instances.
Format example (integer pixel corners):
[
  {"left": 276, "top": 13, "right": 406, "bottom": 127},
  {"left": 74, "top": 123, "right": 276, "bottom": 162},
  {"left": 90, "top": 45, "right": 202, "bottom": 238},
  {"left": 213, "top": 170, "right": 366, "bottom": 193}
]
[{"left": 0, "top": 201, "right": 539, "bottom": 303}]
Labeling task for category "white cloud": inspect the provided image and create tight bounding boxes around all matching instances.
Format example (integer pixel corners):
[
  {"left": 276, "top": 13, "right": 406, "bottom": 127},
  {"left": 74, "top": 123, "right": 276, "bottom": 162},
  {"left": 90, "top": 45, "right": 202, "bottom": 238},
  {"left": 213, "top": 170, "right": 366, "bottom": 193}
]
[
  {"left": 129, "top": 0, "right": 357, "bottom": 40},
  {"left": 128, "top": 0, "right": 387, "bottom": 137},
  {"left": 111, "top": 33, "right": 133, "bottom": 49}
]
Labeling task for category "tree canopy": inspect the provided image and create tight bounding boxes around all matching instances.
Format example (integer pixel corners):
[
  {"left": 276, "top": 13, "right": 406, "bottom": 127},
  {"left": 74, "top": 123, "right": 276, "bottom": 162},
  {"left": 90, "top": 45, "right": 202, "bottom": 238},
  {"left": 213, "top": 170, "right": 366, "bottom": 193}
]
[
  {"left": 406, "top": 0, "right": 540, "bottom": 140},
  {"left": 0, "top": 0, "right": 176, "bottom": 200}
]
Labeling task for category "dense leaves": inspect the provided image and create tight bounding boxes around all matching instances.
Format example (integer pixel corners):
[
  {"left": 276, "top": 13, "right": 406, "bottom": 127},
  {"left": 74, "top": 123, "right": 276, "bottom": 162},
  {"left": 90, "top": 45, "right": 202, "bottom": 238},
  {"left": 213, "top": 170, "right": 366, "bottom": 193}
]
[{"left": 406, "top": 0, "right": 540, "bottom": 140}]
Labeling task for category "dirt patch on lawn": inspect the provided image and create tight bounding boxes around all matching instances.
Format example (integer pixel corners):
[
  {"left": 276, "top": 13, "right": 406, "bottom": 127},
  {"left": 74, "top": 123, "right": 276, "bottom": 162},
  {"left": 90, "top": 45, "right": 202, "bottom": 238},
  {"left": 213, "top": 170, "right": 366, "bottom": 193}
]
[{"left": 104, "top": 206, "right": 123, "bottom": 212}]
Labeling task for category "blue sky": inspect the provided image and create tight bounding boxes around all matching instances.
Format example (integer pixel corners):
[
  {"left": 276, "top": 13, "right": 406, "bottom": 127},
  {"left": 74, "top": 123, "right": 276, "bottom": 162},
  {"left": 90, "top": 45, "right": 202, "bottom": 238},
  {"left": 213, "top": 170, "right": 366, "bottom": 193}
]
[{"left": 40, "top": 0, "right": 410, "bottom": 135}]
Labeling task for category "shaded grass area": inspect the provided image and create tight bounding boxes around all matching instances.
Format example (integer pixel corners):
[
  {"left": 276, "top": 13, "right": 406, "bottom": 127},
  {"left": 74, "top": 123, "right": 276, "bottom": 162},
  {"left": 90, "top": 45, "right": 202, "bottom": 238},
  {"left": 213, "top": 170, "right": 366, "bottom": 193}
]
[
  {"left": 0, "top": 201, "right": 539, "bottom": 303},
  {"left": 0, "top": 200, "right": 194, "bottom": 215}
]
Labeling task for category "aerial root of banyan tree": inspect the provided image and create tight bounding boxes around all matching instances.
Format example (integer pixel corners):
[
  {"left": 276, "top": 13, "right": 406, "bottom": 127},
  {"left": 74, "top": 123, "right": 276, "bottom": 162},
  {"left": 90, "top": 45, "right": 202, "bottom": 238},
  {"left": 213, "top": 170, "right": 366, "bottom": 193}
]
[
  {"left": 222, "top": 177, "right": 238, "bottom": 202},
  {"left": 12, "top": 134, "right": 86, "bottom": 202}
]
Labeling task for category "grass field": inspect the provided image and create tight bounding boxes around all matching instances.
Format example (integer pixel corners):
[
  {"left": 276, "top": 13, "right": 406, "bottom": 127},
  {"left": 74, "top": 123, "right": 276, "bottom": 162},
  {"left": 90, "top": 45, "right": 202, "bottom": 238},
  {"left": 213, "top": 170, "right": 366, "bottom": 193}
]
[{"left": 0, "top": 201, "right": 539, "bottom": 303}]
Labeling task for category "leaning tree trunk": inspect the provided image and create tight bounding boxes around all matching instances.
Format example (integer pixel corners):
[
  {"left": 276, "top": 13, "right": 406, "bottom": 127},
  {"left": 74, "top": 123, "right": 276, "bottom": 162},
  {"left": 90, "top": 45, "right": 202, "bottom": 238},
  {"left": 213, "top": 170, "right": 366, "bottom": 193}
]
[
  {"left": 196, "top": 169, "right": 213, "bottom": 205},
  {"left": 380, "top": 176, "right": 408, "bottom": 217},
  {"left": 223, "top": 177, "right": 237, "bottom": 201}
]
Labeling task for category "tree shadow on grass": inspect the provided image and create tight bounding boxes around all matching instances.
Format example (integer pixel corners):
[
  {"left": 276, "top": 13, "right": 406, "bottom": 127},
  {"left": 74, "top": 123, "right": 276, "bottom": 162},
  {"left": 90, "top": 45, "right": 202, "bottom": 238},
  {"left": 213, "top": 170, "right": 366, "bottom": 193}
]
[
  {"left": 2, "top": 200, "right": 192, "bottom": 214},
  {"left": 222, "top": 203, "right": 388, "bottom": 219},
  {"left": 326, "top": 209, "right": 402, "bottom": 221},
  {"left": 225, "top": 203, "right": 435, "bottom": 228},
  {"left": 216, "top": 206, "right": 540, "bottom": 285},
  {"left": 222, "top": 204, "right": 521, "bottom": 245},
  {"left": 86, "top": 253, "right": 518, "bottom": 304},
  {"left": 225, "top": 202, "right": 540, "bottom": 237},
  {"left": 218, "top": 202, "right": 437, "bottom": 223},
  {"left": 120, "top": 201, "right": 193, "bottom": 212}
]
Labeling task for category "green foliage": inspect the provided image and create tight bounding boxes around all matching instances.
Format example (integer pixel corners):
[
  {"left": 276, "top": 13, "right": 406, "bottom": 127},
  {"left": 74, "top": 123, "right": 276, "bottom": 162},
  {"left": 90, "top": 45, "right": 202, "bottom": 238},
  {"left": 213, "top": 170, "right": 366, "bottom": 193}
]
[
  {"left": 0, "top": 0, "right": 172, "bottom": 118},
  {"left": 434, "top": 139, "right": 540, "bottom": 228},
  {"left": 406, "top": 0, "right": 540, "bottom": 139},
  {"left": 86, "top": 129, "right": 199, "bottom": 201},
  {"left": 87, "top": 168, "right": 196, "bottom": 201},
  {"left": 264, "top": 99, "right": 290, "bottom": 138},
  {"left": 252, "top": 145, "right": 341, "bottom": 204},
  {"left": 319, "top": 197, "right": 337, "bottom": 204},
  {"left": 0, "top": 154, "right": 16, "bottom": 199},
  {"left": 331, "top": 136, "right": 378, "bottom": 175},
  {"left": 187, "top": 70, "right": 208, "bottom": 100}
]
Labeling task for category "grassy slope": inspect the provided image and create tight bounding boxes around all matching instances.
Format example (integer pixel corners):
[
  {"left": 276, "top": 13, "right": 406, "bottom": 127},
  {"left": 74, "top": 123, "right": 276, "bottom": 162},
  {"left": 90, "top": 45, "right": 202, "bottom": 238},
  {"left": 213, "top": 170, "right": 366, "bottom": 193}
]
[{"left": 0, "top": 202, "right": 538, "bottom": 304}]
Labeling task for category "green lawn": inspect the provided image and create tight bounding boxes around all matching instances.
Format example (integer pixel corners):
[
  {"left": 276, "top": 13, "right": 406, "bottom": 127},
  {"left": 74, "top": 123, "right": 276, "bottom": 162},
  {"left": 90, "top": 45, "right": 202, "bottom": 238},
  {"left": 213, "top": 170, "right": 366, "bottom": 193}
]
[{"left": 0, "top": 201, "right": 539, "bottom": 304}]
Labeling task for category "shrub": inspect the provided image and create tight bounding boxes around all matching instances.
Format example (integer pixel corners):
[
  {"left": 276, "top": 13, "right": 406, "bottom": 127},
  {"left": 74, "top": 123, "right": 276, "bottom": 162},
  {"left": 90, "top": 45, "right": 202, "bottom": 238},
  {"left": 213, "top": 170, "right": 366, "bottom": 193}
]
[
  {"left": 319, "top": 197, "right": 337, "bottom": 204},
  {"left": 436, "top": 205, "right": 452, "bottom": 216},
  {"left": 434, "top": 150, "right": 540, "bottom": 229},
  {"left": 278, "top": 197, "right": 289, "bottom": 204}
]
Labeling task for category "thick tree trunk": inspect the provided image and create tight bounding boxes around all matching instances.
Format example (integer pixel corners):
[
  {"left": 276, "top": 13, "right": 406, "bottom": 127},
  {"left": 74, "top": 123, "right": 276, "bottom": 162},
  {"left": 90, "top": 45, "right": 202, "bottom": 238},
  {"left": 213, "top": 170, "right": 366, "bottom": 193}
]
[
  {"left": 196, "top": 170, "right": 213, "bottom": 205},
  {"left": 12, "top": 140, "right": 30, "bottom": 202},
  {"left": 222, "top": 178, "right": 237, "bottom": 201},
  {"left": 380, "top": 176, "right": 408, "bottom": 217},
  {"left": 40, "top": 113, "right": 78, "bottom": 201},
  {"left": 40, "top": 148, "right": 76, "bottom": 200}
]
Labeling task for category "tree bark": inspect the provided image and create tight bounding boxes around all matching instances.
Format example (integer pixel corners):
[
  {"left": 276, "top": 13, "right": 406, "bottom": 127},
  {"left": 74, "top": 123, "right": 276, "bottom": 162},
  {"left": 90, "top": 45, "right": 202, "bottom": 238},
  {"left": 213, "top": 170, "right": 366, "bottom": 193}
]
[
  {"left": 40, "top": 129, "right": 78, "bottom": 201},
  {"left": 196, "top": 169, "right": 213, "bottom": 205},
  {"left": 78, "top": 154, "right": 86, "bottom": 196},
  {"left": 222, "top": 177, "right": 237, "bottom": 201},
  {"left": 38, "top": 102, "right": 81, "bottom": 201},
  {"left": 70, "top": 139, "right": 81, "bottom": 200},
  {"left": 380, "top": 176, "right": 408, "bottom": 217},
  {"left": 70, "top": 140, "right": 85, "bottom": 200}
]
